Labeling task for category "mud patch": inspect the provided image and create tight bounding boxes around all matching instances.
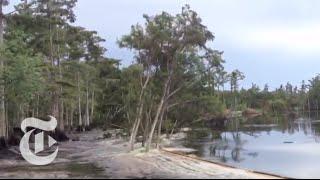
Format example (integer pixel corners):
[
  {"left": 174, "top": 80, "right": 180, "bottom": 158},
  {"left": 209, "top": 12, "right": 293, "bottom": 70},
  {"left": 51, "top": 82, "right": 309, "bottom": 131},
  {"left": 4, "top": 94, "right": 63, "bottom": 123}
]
[{"left": 0, "top": 162, "right": 108, "bottom": 179}]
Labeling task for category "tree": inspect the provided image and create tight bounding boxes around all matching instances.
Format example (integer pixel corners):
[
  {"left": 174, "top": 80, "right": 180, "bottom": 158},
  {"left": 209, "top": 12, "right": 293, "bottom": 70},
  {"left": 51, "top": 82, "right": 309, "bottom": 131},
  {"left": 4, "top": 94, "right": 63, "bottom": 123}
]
[
  {"left": 6, "top": 0, "right": 107, "bottom": 132},
  {"left": 216, "top": 69, "right": 228, "bottom": 104},
  {"left": 0, "top": 0, "right": 9, "bottom": 145},
  {"left": 307, "top": 75, "right": 320, "bottom": 111},
  {"left": 204, "top": 50, "right": 225, "bottom": 96},
  {"left": 263, "top": 84, "right": 269, "bottom": 92},
  {"left": 229, "top": 69, "right": 245, "bottom": 110},
  {"left": 120, "top": 5, "right": 222, "bottom": 151},
  {"left": 4, "top": 29, "right": 44, "bottom": 128},
  {"left": 118, "top": 22, "right": 153, "bottom": 150},
  {"left": 285, "top": 82, "right": 293, "bottom": 95}
]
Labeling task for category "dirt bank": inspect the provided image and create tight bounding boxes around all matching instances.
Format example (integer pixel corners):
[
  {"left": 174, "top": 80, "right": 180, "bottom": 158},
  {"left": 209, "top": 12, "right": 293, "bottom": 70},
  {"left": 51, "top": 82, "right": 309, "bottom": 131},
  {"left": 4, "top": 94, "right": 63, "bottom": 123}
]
[{"left": 0, "top": 130, "right": 282, "bottom": 179}]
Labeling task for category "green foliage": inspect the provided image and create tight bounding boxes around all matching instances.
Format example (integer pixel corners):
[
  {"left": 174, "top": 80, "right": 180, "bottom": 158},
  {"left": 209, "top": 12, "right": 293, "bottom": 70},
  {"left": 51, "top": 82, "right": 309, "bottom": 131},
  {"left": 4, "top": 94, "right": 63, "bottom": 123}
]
[
  {"left": 307, "top": 75, "right": 320, "bottom": 110},
  {"left": 5, "top": 54, "right": 43, "bottom": 103},
  {"left": 198, "top": 95, "right": 226, "bottom": 118},
  {"left": 0, "top": 1, "right": 315, "bottom": 149},
  {"left": 269, "top": 99, "right": 288, "bottom": 113}
]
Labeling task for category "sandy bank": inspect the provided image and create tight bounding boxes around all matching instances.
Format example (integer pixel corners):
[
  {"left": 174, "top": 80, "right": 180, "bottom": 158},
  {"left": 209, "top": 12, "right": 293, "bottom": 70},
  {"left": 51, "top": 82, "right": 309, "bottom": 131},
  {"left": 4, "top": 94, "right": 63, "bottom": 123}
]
[{"left": 0, "top": 130, "right": 284, "bottom": 179}]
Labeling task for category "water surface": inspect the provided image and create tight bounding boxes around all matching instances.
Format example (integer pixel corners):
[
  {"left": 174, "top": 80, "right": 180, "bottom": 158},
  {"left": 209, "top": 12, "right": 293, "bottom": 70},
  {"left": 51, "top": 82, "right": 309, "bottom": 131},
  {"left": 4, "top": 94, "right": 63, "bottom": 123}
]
[{"left": 185, "top": 116, "right": 320, "bottom": 178}]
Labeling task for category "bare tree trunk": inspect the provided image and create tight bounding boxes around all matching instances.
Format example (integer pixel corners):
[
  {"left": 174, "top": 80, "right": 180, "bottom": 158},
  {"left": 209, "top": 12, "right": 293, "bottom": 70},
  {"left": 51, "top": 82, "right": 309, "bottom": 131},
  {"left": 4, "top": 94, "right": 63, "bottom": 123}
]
[
  {"left": 169, "top": 119, "right": 178, "bottom": 139},
  {"left": 5, "top": 101, "right": 8, "bottom": 138},
  {"left": 129, "top": 73, "right": 150, "bottom": 151},
  {"left": 156, "top": 76, "right": 173, "bottom": 149},
  {"left": 48, "top": 1, "right": 60, "bottom": 123},
  {"left": 142, "top": 103, "right": 153, "bottom": 147},
  {"left": 35, "top": 93, "right": 39, "bottom": 117},
  {"left": 52, "top": 94, "right": 59, "bottom": 123},
  {"left": 59, "top": 101, "right": 64, "bottom": 131},
  {"left": 308, "top": 97, "right": 311, "bottom": 119},
  {"left": 57, "top": 23, "right": 65, "bottom": 132},
  {"left": 85, "top": 85, "right": 90, "bottom": 128},
  {"left": 130, "top": 102, "right": 144, "bottom": 150},
  {"left": 17, "top": 105, "right": 20, "bottom": 126},
  {"left": 0, "top": 1, "right": 7, "bottom": 140},
  {"left": 70, "top": 107, "right": 74, "bottom": 130},
  {"left": 90, "top": 90, "right": 95, "bottom": 125},
  {"left": 156, "top": 107, "right": 166, "bottom": 149},
  {"left": 156, "top": 79, "right": 171, "bottom": 149},
  {"left": 77, "top": 72, "right": 83, "bottom": 131},
  {"left": 145, "top": 60, "right": 179, "bottom": 152},
  {"left": 302, "top": 96, "right": 305, "bottom": 116},
  {"left": 145, "top": 59, "right": 185, "bottom": 152},
  {"left": 66, "top": 107, "right": 69, "bottom": 131},
  {"left": 146, "top": 76, "right": 170, "bottom": 152},
  {"left": 222, "top": 85, "right": 225, "bottom": 105},
  {"left": 317, "top": 100, "right": 319, "bottom": 119},
  {"left": 19, "top": 104, "right": 25, "bottom": 123},
  {"left": 146, "top": 97, "right": 165, "bottom": 152},
  {"left": 48, "top": 19, "right": 60, "bottom": 126}
]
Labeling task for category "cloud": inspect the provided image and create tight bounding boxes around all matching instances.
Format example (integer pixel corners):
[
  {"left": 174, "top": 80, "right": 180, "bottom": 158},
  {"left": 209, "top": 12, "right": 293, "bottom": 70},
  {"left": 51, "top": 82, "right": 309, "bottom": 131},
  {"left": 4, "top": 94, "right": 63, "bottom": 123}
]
[{"left": 242, "top": 23, "right": 320, "bottom": 55}]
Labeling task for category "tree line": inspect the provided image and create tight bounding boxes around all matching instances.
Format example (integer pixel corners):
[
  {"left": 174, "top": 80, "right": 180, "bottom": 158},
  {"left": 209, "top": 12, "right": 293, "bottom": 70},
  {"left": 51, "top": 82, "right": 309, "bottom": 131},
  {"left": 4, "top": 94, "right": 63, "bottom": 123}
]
[{"left": 0, "top": 1, "right": 318, "bottom": 151}]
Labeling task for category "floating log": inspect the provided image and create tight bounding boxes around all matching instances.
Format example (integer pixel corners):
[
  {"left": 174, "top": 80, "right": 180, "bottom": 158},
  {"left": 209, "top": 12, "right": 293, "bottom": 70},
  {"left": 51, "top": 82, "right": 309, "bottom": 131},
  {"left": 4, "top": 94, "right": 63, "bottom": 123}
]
[{"left": 162, "top": 147, "right": 198, "bottom": 155}]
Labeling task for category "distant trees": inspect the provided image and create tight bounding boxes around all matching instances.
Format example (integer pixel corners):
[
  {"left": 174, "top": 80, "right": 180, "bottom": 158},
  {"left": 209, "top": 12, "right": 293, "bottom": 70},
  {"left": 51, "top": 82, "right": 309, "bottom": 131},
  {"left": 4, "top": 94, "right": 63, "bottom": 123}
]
[
  {"left": 231, "top": 79, "right": 320, "bottom": 116},
  {"left": 229, "top": 70, "right": 245, "bottom": 94},
  {"left": 307, "top": 75, "right": 320, "bottom": 112},
  {"left": 229, "top": 70, "right": 245, "bottom": 110}
]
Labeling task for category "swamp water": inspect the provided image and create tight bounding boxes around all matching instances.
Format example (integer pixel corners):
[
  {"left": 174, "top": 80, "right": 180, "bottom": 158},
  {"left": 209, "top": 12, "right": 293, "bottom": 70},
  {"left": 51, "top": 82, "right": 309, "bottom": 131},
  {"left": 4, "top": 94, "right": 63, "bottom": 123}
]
[{"left": 184, "top": 115, "right": 320, "bottom": 178}]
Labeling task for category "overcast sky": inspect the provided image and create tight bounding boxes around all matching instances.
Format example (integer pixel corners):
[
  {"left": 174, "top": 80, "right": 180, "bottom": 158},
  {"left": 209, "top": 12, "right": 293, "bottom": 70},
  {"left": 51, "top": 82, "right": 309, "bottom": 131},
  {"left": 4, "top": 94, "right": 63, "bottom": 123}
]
[{"left": 6, "top": 0, "right": 320, "bottom": 89}]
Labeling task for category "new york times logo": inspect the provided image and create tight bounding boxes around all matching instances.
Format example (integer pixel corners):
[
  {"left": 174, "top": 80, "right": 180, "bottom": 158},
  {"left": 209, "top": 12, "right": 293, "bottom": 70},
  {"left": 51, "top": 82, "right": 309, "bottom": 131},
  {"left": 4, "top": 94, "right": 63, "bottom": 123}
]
[{"left": 19, "top": 116, "right": 58, "bottom": 166}]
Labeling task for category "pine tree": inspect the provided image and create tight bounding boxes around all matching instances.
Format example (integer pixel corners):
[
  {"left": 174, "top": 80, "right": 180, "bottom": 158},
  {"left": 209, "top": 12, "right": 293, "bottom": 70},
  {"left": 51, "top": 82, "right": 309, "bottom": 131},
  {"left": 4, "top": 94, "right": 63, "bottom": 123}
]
[{"left": 0, "top": 0, "right": 9, "bottom": 145}]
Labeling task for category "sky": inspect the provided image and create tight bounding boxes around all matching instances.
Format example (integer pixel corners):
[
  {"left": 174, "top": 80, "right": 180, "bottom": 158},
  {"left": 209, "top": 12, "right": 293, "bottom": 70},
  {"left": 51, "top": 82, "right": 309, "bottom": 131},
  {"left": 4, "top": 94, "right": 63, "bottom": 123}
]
[{"left": 6, "top": 0, "right": 320, "bottom": 89}]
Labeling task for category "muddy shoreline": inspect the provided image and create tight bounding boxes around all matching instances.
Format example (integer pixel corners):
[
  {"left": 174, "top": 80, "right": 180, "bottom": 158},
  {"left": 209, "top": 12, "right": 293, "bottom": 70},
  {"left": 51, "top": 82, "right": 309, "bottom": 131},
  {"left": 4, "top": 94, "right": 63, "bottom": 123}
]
[{"left": 0, "top": 130, "right": 282, "bottom": 179}]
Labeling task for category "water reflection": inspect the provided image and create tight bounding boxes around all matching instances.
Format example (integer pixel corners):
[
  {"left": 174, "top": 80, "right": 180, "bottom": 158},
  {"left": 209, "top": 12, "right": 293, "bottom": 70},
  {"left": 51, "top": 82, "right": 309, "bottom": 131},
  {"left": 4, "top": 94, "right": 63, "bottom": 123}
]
[{"left": 185, "top": 115, "right": 320, "bottom": 178}]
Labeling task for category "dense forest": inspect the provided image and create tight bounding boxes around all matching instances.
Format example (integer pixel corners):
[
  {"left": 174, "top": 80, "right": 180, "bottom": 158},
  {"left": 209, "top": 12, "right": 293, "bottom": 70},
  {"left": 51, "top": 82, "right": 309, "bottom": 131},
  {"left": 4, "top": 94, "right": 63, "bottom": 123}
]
[{"left": 0, "top": 0, "right": 319, "bottom": 152}]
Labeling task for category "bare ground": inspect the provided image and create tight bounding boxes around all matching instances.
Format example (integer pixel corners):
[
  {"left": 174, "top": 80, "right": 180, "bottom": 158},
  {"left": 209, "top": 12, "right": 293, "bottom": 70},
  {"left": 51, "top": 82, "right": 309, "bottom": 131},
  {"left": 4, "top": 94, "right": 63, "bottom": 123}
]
[{"left": 0, "top": 130, "right": 281, "bottom": 179}]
